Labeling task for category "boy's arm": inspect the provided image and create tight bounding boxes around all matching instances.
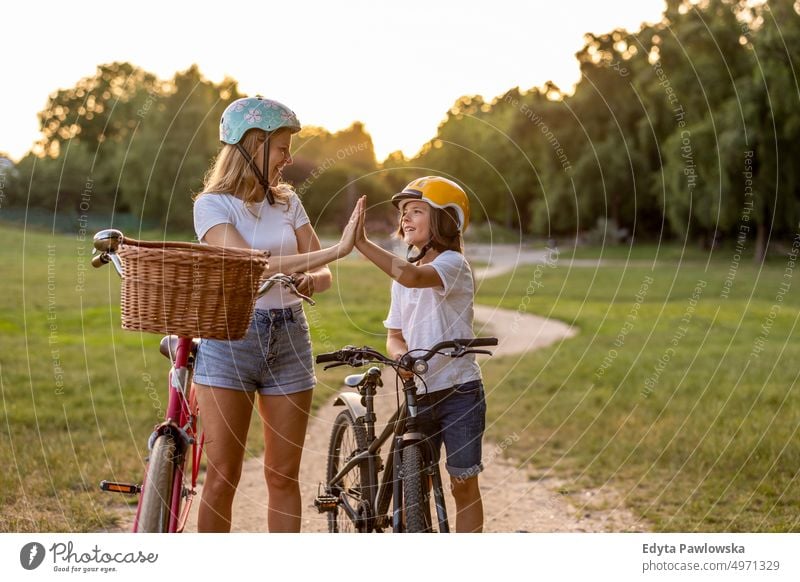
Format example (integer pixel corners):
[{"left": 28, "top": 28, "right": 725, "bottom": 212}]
[
  {"left": 356, "top": 237, "right": 442, "bottom": 288},
  {"left": 387, "top": 328, "right": 413, "bottom": 380},
  {"left": 356, "top": 237, "right": 442, "bottom": 289},
  {"left": 387, "top": 328, "right": 409, "bottom": 360},
  {"left": 354, "top": 195, "right": 441, "bottom": 289}
]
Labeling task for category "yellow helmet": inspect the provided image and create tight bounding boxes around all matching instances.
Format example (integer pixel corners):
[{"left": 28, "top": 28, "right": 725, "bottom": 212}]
[{"left": 391, "top": 176, "right": 470, "bottom": 232}]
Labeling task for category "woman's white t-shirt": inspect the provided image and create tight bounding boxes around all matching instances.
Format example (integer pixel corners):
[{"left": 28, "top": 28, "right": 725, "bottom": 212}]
[
  {"left": 383, "top": 250, "right": 481, "bottom": 394},
  {"left": 193, "top": 192, "right": 310, "bottom": 309}
]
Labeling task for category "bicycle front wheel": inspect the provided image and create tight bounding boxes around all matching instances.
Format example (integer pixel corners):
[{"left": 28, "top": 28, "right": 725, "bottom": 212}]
[
  {"left": 137, "top": 435, "right": 177, "bottom": 532},
  {"left": 326, "top": 410, "right": 368, "bottom": 532},
  {"left": 401, "top": 443, "right": 432, "bottom": 533}
]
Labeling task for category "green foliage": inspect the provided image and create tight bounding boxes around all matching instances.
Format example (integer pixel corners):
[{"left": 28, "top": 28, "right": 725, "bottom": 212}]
[
  {"left": 390, "top": 0, "right": 800, "bottom": 260},
  {"left": 7, "top": 0, "right": 800, "bottom": 258},
  {"left": 8, "top": 63, "right": 243, "bottom": 237}
]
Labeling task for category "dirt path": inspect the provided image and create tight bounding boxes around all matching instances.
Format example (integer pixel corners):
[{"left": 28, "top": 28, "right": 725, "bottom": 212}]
[{"left": 176, "top": 304, "right": 644, "bottom": 533}]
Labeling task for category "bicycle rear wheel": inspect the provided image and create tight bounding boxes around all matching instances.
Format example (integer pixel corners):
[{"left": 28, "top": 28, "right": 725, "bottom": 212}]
[
  {"left": 137, "top": 435, "right": 177, "bottom": 532},
  {"left": 401, "top": 443, "right": 432, "bottom": 533},
  {"left": 326, "top": 410, "right": 368, "bottom": 532}
]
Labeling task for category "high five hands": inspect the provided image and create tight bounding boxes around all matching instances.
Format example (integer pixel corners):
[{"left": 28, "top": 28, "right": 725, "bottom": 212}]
[{"left": 338, "top": 195, "right": 367, "bottom": 258}]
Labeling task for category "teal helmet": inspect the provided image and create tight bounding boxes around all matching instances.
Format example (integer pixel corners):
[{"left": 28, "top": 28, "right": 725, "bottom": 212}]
[
  {"left": 220, "top": 96, "right": 301, "bottom": 144},
  {"left": 219, "top": 96, "right": 301, "bottom": 204}
]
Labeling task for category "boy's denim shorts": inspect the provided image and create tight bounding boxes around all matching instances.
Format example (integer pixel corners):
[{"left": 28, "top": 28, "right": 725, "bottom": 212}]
[
  {"left": 193, "top": 304, "right": 316, "bottom": 396},
  {"left": 415, "top": 379, "right": 486, "bottom": 480}
]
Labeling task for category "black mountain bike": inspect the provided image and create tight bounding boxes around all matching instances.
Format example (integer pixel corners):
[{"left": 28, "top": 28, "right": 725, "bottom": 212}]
[{"left": 313, "top": 337, "right": 497, "bottom": 533}]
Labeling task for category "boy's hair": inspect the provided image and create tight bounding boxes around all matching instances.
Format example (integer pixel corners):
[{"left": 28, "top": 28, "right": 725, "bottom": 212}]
[
  {"left": 195, "top": 127, "right": 292, "bottom": 211},
  {"left": 395, "top": 204, "right": 464, "bottom": 253}
]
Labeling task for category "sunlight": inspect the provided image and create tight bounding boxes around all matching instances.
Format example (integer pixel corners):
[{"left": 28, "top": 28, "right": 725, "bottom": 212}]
[{"left": 2, "top": 0, "right": 667, "bottom": 162}]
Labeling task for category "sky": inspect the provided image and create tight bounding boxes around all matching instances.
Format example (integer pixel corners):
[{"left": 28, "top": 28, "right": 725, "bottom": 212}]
[{"left": 1, "top": 0, "right": 666, "bottom": 162}]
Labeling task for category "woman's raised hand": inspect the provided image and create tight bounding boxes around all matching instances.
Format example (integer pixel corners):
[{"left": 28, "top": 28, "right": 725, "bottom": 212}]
[
  {"left": 338, "top": 196, "right": 365, "bottom": 258},
  {"left": 355, "top": 195, "right": 367, "bottom": 246}
]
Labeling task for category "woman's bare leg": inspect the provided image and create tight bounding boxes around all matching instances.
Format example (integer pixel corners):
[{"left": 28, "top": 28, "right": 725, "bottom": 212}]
[
  {"left": 195, "top": 385, "right": 255, "bottom": 532},
  {"left": 257, "top": 389, "right": 313, "bottom": 532}
]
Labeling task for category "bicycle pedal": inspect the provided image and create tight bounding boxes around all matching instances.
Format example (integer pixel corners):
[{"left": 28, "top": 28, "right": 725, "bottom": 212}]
[
  {"left": 99, "top": 480, "right": 141, "bottom": 495},
  {"left": 313, "top": 494, "right": 338, "bottom": 513}
]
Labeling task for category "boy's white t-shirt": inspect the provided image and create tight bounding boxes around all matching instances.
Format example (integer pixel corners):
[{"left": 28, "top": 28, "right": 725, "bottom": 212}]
[
  {"left": 383, "top": 250, "right": 481, "bottom": 394},
  {"left": 193, "top": 192, "right": 310, "bottom": 309}
]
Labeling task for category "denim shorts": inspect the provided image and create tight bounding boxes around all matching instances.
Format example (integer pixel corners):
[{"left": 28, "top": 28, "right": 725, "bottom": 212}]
[
  {"left": 415, "top": 379, "right": 486, "bottom": 480},
  {"left": 193, "top": 304, "right": 316, "bottom": 395}
]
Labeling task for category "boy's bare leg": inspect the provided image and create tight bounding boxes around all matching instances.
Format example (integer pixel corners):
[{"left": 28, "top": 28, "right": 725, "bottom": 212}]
[{"left": 450, "top": 475, "right": 483, "bottom": 532}]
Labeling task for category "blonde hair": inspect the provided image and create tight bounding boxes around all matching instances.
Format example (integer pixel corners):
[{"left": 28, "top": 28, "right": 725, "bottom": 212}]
[{"left": 196, "top": 128, "right": 293, "bottom": 211}]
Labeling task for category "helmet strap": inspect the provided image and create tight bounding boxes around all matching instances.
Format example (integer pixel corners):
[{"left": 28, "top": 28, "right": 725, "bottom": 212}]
[
  {"left": 406, "top": 241, "right": 433, "bottom": 263},
  {"left": 234, "top": 135, "right": 275, "bottom": 205}
]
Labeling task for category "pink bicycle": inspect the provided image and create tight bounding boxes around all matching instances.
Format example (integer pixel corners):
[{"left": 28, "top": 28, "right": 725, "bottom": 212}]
[{"left": 91, "top": 228, "right": 313, "bottom": 532}]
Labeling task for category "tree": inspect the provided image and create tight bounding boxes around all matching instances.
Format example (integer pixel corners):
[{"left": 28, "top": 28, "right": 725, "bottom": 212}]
[
  {"left": 120, "top": 65, "right": 241, "bottom": 232},
  {"left": 37, "top": 62, "right": 161, "bottom": 156}
]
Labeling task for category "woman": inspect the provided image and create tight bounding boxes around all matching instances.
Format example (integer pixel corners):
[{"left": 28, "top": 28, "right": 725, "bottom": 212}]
[{"left": 191, "top": 95, "right": 361, "bottom": 532}]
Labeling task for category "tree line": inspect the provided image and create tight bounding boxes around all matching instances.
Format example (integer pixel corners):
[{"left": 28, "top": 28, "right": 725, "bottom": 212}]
[{"left": 1, "top": 0, "right": 798, "bottom": 260}]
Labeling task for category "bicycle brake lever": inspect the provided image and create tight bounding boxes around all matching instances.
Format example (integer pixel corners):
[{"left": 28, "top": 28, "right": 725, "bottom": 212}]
[
  {"left": 323, "top": 362, "right": 347, "bottom": 370},
  {"left": 292, "top": 288, "right": 316, "bottom": 306},
  {"left": 91, "top": 252, "right": 109, "bottom": 268},
  {"left": 463, "top": 349, "right": 493, "bottom": 356}
]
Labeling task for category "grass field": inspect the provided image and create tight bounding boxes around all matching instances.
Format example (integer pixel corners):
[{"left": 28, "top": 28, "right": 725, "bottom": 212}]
[
  {"left": 1, "top": 222, "right": 798, "bottom": 532},
  {"left": 0, "top": 223, "right": 391, "bottom": 532},
  {"left": 478, "top": 243, "right": 800, "bottom": 532}
]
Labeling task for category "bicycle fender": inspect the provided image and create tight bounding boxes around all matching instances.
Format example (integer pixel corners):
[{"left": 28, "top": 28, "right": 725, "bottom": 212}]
[
  {"left": 147, "top": 422, "right": 191, "bottom": 461},
  {"left": 333, "top": 391, "right": 367, "bottom": 421}
]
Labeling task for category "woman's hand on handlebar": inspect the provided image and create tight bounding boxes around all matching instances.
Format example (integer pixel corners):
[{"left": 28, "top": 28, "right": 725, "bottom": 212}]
[{"left": 289, "top": 272, "right": 315, "bottom": 297}]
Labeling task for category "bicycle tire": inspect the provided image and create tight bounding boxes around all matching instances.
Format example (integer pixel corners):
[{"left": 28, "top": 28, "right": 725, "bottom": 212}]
[
  {"left": 401, "top": 443, "right": 431, "bottom": 533},
  {"left": 326, "top": 410, "right": 368, "bottom": 532},
  {"left": 137, "top": 435, "right": 177, "bottom": 532}
]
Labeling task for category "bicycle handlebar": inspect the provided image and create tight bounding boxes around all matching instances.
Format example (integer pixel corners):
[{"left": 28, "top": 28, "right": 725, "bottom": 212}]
[
  {"left": 314, "top": 337, "right": 498, "bottom": 371},
  {"left": 256, "top": 274, "right": 316, "bottom": 305},
  {"left": 315, "top": 351, "right": 344, "bottom": 364},
  {"left": 426, "top": 337, "right": 498, "bottom": 354}
]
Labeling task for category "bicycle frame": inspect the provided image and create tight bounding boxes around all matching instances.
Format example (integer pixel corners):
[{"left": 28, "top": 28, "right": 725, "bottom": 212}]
[
  {"left": 132, "top": 336, "right": 202, "bottom": 533},
  {"left": 326, "top": 376, "right": 450, "bottom": 533}
]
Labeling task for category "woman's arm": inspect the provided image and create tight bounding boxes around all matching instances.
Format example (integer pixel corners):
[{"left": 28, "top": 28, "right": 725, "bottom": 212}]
[
  {"left": 202, "top": 198, "right": 363, "bottom": 276},
  {"left": 352, "top": 196, "right": 442, "bottom": 289},
  {"left": 293, "top": 223, "right": 332, "bottom": 294}
]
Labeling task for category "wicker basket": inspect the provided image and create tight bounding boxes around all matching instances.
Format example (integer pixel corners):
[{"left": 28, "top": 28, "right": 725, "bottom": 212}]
[{"left": 117, "top": 238, "right": 269, "bottom": 340}]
